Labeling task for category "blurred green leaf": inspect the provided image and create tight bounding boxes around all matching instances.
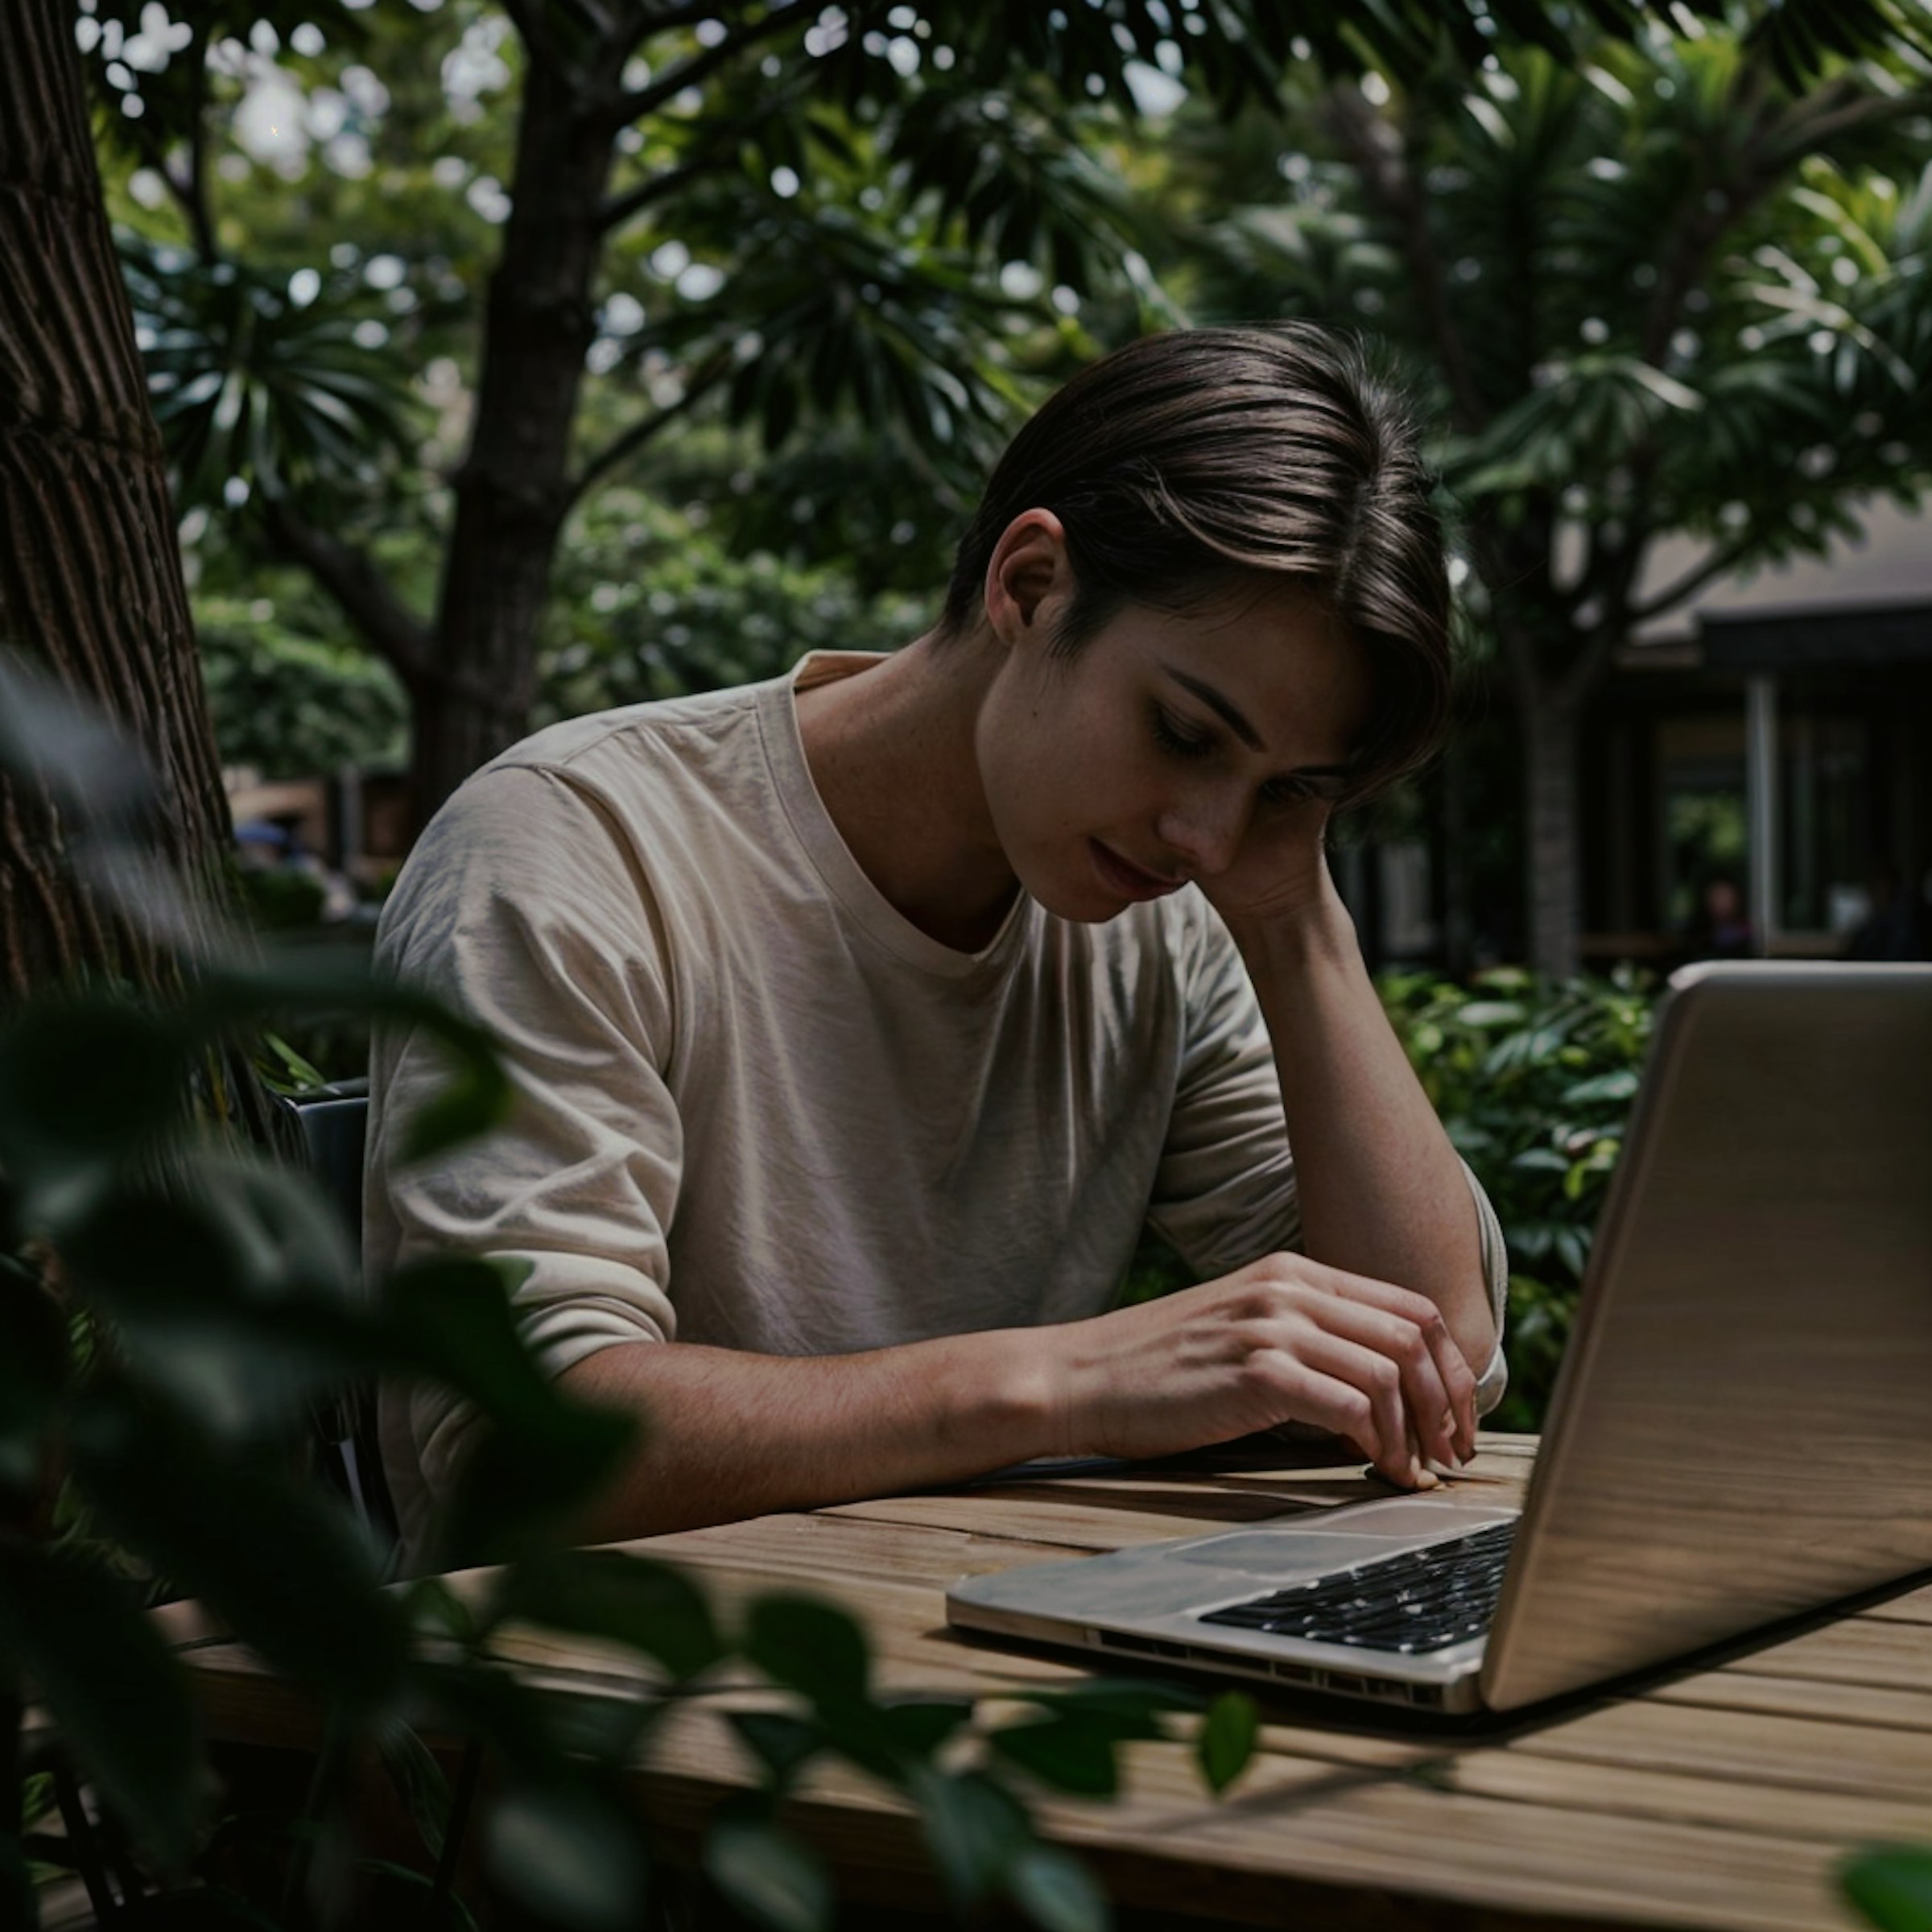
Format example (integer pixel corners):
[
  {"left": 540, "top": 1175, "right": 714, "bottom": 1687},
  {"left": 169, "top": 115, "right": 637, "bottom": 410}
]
[
  {"left": 879, "top": 1695, "right": 976, "bottom": 1758},
  {"left": 988, "top": 1714, "right": 1121, "bottom": 1797},
  {"left": 1196, "top": 1691, "right": 1260, "bottom": 1794},
  {"left": 60, "top": 1160, "right": 366, "bottom": 1438},
  {"left": 487, "top": 1779, "right": 650, "bottom": 1932},
  {"left": 0, "top": 1000, "right": 190, "bottom": 1227},
  {"left": 913, "top": 1768, "right": 1032, "bottom": 1914},
  {"left": 0, "top": 1270, "right": 68, "bottom": 1491},
  {"left": 704, "top": 1815, "right": 834, "bottom": 1932},
  {"left": 70, "top": 1386, "right": 407, "bottom": 1705},
  {"left": 1560, "top": 1069, "right": 1640, "bottom": 1104},
  {"left": 438, "top": 1402, "right": 637, "bottom": 1569},
  {"left": 1008, "top": 1843, "right": 1110, "bottom": 1932},
  {"left": 743, "top": 1594, "right": 871, "bottom": 1707},
  {"left": 489, "top": 1550, "right": 722, "bottom": 1681},
  {"left": 0, "top": 1540, "right": 202, "bottom": 1864},
  {"left": 384, "top": 1257, "right": 638, "bottom": 1563},
  {"left": 1028, "top": 1681, "right": 1201, "bottom": 1724},
  {"left": 0, "top": 1831, "right": 28, "bottom": 1932},
  {"left": 195, "top": 949, "right": 511, "bottom": 1162},
  {"left": 729, "top": 1710, "right": 826, "bottom": 1790},
  {"left": 1843, "top": 1847, "right": 1932, "bottom": 1932},
  {"left": 375, "top": 1721, "right": 458, "bottom": 1863}
]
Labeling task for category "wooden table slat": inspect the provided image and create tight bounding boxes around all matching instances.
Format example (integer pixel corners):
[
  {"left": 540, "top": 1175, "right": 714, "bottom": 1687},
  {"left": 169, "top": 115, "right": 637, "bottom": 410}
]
[{"left": 163, "top": 1433, "right": 1930, "bottom": 1932}]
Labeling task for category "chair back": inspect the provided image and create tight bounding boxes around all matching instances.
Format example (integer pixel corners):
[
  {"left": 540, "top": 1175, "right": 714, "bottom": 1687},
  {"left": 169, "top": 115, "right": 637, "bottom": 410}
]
[{"left": 286, "top": 1080, "right": 398, "bottom": 1571}]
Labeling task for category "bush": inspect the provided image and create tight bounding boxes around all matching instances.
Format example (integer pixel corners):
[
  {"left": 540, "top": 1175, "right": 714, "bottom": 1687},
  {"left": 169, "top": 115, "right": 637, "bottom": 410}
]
[
  {"left": 1378, "top": 966, "right": 1657, "bottom": 1431},
  {"left": 0, "top": 654, "right": 1257, "bottom": 1932}
]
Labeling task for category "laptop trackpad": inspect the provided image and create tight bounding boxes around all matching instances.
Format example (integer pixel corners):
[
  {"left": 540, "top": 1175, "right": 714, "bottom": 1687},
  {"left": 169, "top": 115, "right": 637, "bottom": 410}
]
[{"left": 1170, "top": 1502, "right": 1512, "bottom": 1575}]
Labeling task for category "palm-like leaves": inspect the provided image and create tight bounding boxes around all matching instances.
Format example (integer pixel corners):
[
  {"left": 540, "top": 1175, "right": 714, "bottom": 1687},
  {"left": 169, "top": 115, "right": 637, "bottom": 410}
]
[
  {"left": 122, "top": 235, "right": 419, "bottom": 513},
  {"left": 1187, "top": 27, "right": 1932, "bottom": 579}
]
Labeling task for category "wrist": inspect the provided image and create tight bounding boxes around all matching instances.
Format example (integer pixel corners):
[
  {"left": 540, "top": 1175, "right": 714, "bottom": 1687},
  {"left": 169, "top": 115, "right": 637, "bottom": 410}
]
[
  {"left": 1219, "top": 871, "right": 1359, "bottom": 966},
  {"left": 938, "top": 1325, "right": 1067, "bottom": 1465}
]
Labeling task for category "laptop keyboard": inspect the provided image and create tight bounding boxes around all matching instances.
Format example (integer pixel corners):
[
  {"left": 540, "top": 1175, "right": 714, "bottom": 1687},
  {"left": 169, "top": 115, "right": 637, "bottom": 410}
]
[{"left": 1197, "top": 1519, "right": 1519, "bottom": 1654}]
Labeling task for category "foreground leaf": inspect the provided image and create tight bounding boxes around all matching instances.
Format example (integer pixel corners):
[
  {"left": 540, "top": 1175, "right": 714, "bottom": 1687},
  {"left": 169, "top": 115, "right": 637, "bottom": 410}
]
[
  {"left": 1196, "top": 1691, "right": 1260, "bottom": 1794},
  {"left": 487, "top": 1779, "right": 649, "bottom": 1932},
  {"left": 743, "top": 1594, "right": 870, "bottom": 1707},
  {"left": 0, "top": 1539, "right": 201, "bottom": 1863},
  {"left": 490, "top": 1550, "right": 721, "bottom": 1680},
  {"left": 1008, "top": 1843, "right": 1110, "bottom": 1932},
  {"left": 1843, "top": 1848, "right": 1932, "bottom": 1932},
  {"left": 988, "top": 1714, "right": 1120, "bottom": 1798},
  {"left": 704, "top": 1815, "right": 833, "bottom": 1932},
  {"left": 728, "top": 1710, "right": 825, "bottom": 1790},
  {"left": 0, "top": 1270, "right": 67, "bottom": 1490},
  {"left": 913, "top": 1768, "right": 1031, "bottom": 1913},
  {"left": 71, "top": 1387, "right": 407, "bottom": 1704}
]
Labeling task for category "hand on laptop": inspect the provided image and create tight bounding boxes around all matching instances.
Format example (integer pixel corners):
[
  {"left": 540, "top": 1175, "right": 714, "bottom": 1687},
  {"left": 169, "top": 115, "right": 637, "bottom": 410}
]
[{"left": 1049, "top": 1251, "right": 1477, "bottom": 1488}]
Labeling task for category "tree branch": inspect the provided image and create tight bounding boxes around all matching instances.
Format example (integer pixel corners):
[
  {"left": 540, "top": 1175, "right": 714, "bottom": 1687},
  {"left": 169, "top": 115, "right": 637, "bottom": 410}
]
[
  {"left": 1627, "top": 531, "right": 1763, "bottom": 626},
  {"left": 598, "top": 155, "right": 732, "bottom": 231},
  {"left": 1324, "top": 83, "right": 1488, "bottom": 436},
  {"left": 565, "top": 351, "right": 733, "bottom": 507},
  {"left": 256, "top": 496, "right": 433, "bottom": 680},
  {"left": 608, "top": 6, "right": 807, "bottom": 133}
]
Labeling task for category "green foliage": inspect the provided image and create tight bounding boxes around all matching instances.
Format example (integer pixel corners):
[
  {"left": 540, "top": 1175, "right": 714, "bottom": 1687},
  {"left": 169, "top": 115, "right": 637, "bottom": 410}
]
[
  {"left": 0, "top": 657, "right": 1260, "bottom": 1928},
  {"left": 1379, "top": 967, "right": 1657, "bottom": 1429},
  {"left": 534, "top": 488, "right": 936, "bottom": 724},
  {"left": 123, "top": 233, "right": 423, "bottom": 518},
  {"left": 1844, "top": 1847, "right": 1932, "bottom": 1932},
  {"left": 196, "top": 597, "right": 407, "bottom": 779}
]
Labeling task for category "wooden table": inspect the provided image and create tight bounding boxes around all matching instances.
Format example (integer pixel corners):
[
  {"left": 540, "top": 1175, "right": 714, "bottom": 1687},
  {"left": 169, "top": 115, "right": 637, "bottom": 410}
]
[{"left": 169, "top": 1433, "right": 1932, "bottom": 1931}]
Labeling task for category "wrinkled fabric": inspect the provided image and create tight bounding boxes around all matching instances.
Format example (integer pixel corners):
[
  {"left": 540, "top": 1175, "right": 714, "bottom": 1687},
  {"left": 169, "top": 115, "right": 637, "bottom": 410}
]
[{"left": 368, "top": 652, "right": 1509, "bottom": 1563}]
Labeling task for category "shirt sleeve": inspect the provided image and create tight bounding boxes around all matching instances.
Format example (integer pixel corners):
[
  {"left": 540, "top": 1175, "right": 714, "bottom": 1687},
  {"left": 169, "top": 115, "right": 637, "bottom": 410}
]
[
  {"left": 1145, "top": 896, "right": 1511, "bottom": 1415},
  {"left": 366, "top": 762, "right": 682, "bottom": 1505}
]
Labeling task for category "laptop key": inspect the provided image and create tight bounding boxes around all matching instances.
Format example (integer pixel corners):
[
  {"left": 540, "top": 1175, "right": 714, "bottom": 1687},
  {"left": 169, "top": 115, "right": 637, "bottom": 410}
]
[{"left": 1201, "top": 1520, "right": 1520, "bottom": 1655}]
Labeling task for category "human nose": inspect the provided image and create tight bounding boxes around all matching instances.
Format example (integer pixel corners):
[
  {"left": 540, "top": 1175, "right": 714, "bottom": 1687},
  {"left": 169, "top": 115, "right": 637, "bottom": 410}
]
[{"left": 1157, "top": 781, "right": 1251, "bottom": 877}]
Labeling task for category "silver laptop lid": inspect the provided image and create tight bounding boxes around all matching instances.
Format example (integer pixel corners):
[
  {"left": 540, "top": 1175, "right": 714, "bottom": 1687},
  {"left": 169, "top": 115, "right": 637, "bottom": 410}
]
[{"left": 1480, "top": 963, "right": 1932, "bottom": 1711}]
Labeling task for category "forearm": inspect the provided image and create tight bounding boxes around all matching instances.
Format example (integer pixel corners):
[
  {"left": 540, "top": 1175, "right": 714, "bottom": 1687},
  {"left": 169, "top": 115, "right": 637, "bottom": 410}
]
[
  {"left": 554, "top": 1327, "right": 1060, "bottom": 1539},
  {"left": 1223, "top": 878, "right": 1496, "bottom": 1375}
]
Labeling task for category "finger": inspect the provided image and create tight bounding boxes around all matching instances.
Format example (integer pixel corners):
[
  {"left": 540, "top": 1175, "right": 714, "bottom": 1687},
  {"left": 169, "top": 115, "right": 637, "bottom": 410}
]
[
  {"left": 1289, "top": 1330, "right": 1421, "bottom": 1488},
  {"left": 1274, "top": 1295, "right": 1459, "bottom": 1471},
  {"left": 1278, "top": 1259, "right": 1478, "bottom": 1459}
]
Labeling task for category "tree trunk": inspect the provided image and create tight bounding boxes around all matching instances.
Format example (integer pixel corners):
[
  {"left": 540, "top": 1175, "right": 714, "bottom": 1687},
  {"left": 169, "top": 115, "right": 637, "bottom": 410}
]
[
  {"left": 0, "top": 0, "right": 289, "bottom": 1151},
  {"left": 415, "top": 53, "right": 624, "bottom": 825},
  {"left": 0, "top": 0, "right": 238, "bottom": 1003},
  {"left": 1522, "top": 683, "right": 1584, "bottom": 980}
]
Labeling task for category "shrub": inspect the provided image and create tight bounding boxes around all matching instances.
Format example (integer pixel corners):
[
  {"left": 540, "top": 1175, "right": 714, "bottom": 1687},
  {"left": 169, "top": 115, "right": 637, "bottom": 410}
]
[
  {"left": 1378, "top": 966, "right": 1657, "bottom": 1430},
  {"left": 0, "top": 655, "right": 1256, "bottom": 1932}
]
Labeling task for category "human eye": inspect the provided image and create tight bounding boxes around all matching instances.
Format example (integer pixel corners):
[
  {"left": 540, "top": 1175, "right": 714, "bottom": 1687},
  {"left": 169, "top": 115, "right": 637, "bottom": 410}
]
[
  {"left": 1150, "top": 702, "right": 1215, "bottom": 761},
  {"left": 1260, "top": 774, "right": 1320, "bottom": 808}
]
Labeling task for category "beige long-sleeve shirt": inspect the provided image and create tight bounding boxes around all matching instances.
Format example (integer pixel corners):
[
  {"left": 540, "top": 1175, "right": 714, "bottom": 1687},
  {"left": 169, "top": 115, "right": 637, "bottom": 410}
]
[{"left": 368, "top": 651, "right": 1509, "bottom": 1561}]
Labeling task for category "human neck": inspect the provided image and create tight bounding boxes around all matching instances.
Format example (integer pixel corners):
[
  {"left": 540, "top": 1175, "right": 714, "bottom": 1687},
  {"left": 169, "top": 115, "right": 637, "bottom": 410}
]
[{"left": 795, "top": 629, "right": 1020, "bottom": 952}]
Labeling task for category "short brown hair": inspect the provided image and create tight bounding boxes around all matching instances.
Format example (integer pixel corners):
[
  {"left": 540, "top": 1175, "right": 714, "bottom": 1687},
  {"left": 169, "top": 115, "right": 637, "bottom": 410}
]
[{"left": 939, "top": 324, "right": 1451, "bottom": 800}]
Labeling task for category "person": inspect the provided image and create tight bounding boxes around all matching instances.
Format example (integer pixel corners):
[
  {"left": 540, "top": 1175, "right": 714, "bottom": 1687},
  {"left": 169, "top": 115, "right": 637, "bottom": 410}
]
[
  {"left": 1682, "top": 873, "right": 1753, "bottom": 962},
  {"left": 1843, "top": 859, "right": 1926, "bottom": 962},
  {"left": 366, "top": 325, "right": 1510, "bottom": 1569}
]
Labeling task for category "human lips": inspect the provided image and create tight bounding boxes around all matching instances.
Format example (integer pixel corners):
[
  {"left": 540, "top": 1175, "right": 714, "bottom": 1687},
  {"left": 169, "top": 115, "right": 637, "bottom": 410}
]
[{"left": 1091, "top": 839, "right": 1185, "bottom": 902}]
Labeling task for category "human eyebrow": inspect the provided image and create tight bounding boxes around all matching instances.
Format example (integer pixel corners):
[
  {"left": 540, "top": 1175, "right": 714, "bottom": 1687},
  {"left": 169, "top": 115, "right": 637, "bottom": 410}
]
[
  {"left": 1160, "top": 663, "right": 1356, "bottom": 792},
  {"left": 1162, "top": 666, "right": 1267, "bottom": 752}
]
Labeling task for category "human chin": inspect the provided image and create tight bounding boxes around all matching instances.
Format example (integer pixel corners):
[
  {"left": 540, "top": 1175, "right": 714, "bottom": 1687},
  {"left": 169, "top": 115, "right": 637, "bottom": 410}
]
[{"left": 1001, "top": 836, "right": 1122, "bottom": 924}]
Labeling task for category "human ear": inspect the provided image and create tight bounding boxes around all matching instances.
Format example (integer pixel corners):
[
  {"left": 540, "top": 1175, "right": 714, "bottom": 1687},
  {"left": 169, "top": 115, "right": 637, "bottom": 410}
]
[{"left": 982, "top": 509, "right": 1073, "bottom": 646}]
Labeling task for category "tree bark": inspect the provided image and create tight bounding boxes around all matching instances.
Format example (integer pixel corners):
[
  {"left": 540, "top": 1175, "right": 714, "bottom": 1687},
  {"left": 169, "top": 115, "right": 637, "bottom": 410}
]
[
  {"left": 1521, "top": 681, "right": 1584, "bottom": 980},
  {"left": 416, "top": 50, "right": 625, "bottom": 824},
  {"left": 0, "top": 0, "right": 289, "bottom": 1153},
  {"left": 0, "top": 0, "right": 240, "bottom": 1004}
]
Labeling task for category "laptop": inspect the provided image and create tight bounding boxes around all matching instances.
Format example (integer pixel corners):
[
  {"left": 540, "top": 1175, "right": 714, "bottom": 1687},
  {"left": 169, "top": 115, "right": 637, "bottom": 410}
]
[{"left": 947, "top": 962, "right": 1932, "bottom": 1715}]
